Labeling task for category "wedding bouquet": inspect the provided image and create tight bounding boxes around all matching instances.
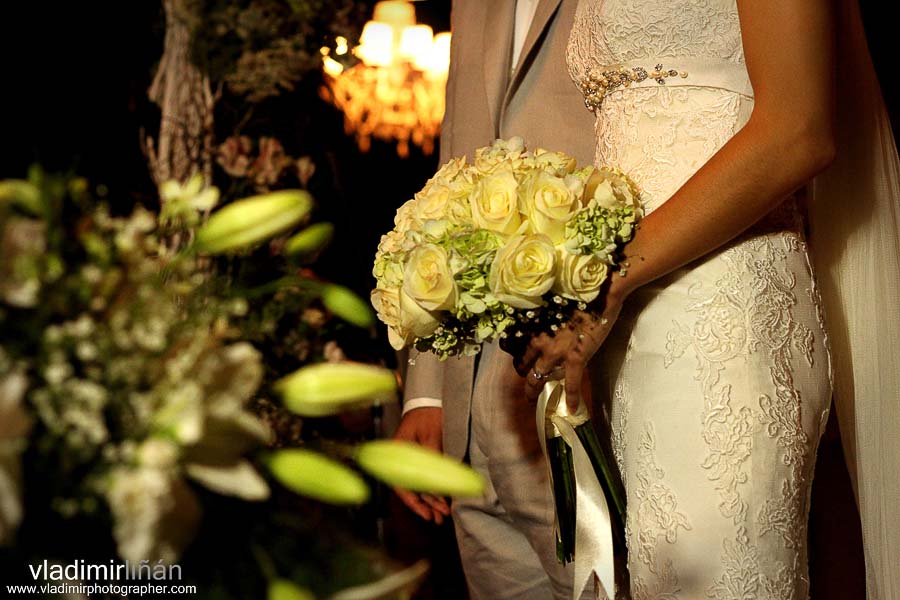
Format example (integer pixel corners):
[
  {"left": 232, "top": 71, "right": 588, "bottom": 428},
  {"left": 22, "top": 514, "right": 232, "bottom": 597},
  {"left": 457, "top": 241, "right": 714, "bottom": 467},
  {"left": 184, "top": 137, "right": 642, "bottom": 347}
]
[{"left": 372, "top": 138, "right": 633, "bottom": 572}]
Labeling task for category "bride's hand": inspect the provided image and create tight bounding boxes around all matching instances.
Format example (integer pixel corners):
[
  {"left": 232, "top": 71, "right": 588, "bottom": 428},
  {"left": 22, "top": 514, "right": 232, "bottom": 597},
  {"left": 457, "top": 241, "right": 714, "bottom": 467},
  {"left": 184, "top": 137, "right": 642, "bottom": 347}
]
[{"left": 515, "top": 290, "right": 625, "bottom": 409}]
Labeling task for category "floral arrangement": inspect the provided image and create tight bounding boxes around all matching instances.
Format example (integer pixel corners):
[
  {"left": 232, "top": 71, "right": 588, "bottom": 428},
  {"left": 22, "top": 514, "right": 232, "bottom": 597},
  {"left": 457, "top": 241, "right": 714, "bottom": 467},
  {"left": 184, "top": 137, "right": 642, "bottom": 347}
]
[
  {"left": 371, "top": 137, "right": 641, "bottom": 358},
  {"left": 0, "top": 169, "right": 482, "bottom": 598}
]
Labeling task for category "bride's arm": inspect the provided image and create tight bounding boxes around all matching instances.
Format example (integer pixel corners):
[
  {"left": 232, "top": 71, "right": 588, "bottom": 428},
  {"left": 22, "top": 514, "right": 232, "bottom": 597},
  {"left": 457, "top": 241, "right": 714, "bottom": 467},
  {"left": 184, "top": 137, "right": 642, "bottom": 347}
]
[{"left": 519, "top": 0, "right": 836, "bottom": 405}]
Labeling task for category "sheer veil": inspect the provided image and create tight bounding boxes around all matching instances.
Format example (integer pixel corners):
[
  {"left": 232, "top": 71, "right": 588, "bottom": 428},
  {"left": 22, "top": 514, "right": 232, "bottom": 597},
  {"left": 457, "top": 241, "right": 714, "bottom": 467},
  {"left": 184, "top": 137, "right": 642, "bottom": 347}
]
[{"left": 807, "top": 0, "right": 900, "bottom": 597}]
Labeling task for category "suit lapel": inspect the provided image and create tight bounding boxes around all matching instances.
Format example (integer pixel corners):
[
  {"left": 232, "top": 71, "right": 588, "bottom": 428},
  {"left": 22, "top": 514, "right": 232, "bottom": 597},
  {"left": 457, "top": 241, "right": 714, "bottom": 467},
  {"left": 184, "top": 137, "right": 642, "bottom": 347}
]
[
  {"left": 481, "top": 0, "right": 516, "bottom": 135},
  {"left": 501, "top": 0, "right": 564, "bottom": 119}
]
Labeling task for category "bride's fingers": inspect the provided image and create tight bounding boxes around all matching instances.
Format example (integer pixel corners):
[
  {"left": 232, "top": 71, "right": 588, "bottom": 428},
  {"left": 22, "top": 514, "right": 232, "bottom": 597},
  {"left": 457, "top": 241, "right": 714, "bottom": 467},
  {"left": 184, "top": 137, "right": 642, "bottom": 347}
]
[
  {"left": 546, "top": 364, "right": 566, "bottom": 381},
  {"left": 517, "top": 340, "right": 542, "bottom": 376},
  {"left": 565, "top": 359, "right": 585, "bottom": 412},
  {"left": 524, "top": 369, "right": 545, "bottom": 403}
]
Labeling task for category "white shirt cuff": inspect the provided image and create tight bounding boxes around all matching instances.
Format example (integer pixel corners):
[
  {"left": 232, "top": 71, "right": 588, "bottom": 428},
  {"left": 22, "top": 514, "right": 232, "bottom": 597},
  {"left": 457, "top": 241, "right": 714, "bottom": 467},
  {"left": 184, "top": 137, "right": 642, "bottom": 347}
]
[{"left": 402, "top": 396, "right": 443, "bottom": 416}]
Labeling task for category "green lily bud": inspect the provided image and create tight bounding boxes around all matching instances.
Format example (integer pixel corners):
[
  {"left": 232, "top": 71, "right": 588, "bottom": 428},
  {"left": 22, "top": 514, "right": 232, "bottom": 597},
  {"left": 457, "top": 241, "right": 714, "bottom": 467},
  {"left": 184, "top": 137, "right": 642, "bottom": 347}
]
[
  {"left": 267, "top": 448, "right": 369, "bottom": 505},
  {"left": 268, "top": 579, "right": 315, "bottom": 600},
  {"left": 196, "top": 190, "right": 312, "bottom": 254},
  {"left": 0, "top": 179, "right": 43, "bottom": 216},
  {"left": 355, "top": 440, "right": 485, "bottom": 497},
  {"left": 275, "top": 363, "right": 396, "bottom": 416},
  {"left": 284, "top": 222, "right": 334, "bottom": 258},
  {"left": 321, "top": 284, "right": 375, "bottom": 328}
]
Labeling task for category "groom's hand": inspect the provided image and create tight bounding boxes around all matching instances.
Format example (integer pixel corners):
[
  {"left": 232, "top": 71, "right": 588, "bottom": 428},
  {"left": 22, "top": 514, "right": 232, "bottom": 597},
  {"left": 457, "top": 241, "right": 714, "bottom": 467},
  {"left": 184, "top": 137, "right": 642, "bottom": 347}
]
[{"left": 392, "top": 407, "right": 451, "bottom": 524}]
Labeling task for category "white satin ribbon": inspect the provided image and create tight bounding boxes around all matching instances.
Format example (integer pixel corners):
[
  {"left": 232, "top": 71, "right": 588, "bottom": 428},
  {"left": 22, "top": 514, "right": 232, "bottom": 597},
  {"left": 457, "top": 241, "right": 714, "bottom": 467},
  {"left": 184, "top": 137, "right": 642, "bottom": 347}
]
[{"left": 536, "top": 379, "right": 615, "bottom": 600}]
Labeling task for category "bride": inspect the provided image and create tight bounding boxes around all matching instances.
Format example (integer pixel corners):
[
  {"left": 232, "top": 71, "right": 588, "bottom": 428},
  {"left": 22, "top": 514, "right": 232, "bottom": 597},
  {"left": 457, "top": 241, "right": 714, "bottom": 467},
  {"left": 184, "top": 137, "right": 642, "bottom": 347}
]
[{"left": 517, "top": 0, "right": 900, "bottom": 597}]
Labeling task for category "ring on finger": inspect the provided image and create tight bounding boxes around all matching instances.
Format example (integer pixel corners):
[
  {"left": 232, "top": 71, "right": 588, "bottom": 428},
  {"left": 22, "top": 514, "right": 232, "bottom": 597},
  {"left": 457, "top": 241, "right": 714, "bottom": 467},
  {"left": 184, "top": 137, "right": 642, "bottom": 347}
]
[{"left": 531, "top": 368, "right": 547, "bottom": 381}]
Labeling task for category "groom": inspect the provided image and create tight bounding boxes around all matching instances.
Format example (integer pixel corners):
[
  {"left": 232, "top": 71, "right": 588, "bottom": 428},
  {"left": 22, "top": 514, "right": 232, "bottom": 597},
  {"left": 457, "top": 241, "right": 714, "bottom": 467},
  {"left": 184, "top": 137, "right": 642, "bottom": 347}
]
[{"left": 393, "top": 1, "right": 596, "bottom": 597}]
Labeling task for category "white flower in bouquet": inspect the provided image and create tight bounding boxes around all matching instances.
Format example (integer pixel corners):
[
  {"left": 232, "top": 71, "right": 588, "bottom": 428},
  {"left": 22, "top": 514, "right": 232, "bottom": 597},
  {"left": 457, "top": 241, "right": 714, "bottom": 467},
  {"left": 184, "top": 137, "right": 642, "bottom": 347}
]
[
  {"left": 393, "top": 199, "right": 421, "bottom": 234},
  {"left": 370, "top": 286, "right": 405, "bottom": 350},
  {"left": 489, "top": 233, "right": 557, "bottom": 309},
  {"left": 586, "top": 166, "right": 641, "bottom": 211},
  {"left": 399, "top": 288, "right": 440, "bottom": 339},
  {"left": 553, "top": 249, "right": 610, "bottom": 303},
  {"left": 470, "top": 169, "right": 522, "bottom": 235},
  {"left": 413, "top": 183, "right": 453, "bottom": 223},
  {"left": 403, "top": 244, "right": 457, "bottom": 311},
  {"left": 520, "top": 170, "right": 586, "bottom": 243},
  {"left": 529, "top": 148, "right": 578, "bottom": 176},
  {"left": 432, "top": 155, "right": 469, "bottom": 183},
  {"left": 474, "top": 136, "right": 526, "bottom": 174},
  {"left": 376, "top": 231, "right": 404, "bottom": 256}
]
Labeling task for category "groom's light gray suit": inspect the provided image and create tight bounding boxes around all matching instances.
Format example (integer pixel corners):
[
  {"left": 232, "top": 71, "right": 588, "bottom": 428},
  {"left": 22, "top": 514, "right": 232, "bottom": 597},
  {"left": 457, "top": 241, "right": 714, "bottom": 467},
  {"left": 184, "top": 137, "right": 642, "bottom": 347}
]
[{"left": 401, "top": 0, "right": 594, "bottom": 598}]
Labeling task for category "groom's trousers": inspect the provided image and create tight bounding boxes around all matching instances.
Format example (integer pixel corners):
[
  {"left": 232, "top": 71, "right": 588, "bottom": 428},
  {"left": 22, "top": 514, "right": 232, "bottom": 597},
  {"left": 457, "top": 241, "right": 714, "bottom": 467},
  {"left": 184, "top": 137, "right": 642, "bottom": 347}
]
[{"left": 451, "top": 342, "right": 579, "bottom": 599}]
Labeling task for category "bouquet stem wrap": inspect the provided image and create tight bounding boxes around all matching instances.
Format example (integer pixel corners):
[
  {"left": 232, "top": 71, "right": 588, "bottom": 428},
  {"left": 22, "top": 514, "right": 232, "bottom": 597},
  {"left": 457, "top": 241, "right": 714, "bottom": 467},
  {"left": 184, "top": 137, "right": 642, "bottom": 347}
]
[{"left": 536, "top": 379, "right": 627, "bottom": 600}]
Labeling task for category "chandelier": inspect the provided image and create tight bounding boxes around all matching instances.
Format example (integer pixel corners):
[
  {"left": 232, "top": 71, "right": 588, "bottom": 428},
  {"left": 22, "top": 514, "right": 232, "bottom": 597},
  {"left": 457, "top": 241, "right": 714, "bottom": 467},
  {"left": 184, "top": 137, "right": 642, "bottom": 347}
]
[{"left": 320, "top": 1, "right": 451, "bottom": 158}]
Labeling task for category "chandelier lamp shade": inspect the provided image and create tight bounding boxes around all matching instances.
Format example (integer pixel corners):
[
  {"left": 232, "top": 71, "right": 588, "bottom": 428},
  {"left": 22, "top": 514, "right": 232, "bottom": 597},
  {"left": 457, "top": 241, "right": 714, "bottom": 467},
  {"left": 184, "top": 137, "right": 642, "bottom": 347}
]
[{"left": 320, "top": 1, "right": 451, "bottom": 158}]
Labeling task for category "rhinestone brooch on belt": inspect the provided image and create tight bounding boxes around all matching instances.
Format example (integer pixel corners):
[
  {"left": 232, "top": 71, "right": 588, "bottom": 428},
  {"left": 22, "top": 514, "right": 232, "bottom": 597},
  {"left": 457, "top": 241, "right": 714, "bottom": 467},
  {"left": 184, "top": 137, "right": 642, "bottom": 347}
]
[{"left": 580, "top": 64, "right": 688, "bottom": 112}]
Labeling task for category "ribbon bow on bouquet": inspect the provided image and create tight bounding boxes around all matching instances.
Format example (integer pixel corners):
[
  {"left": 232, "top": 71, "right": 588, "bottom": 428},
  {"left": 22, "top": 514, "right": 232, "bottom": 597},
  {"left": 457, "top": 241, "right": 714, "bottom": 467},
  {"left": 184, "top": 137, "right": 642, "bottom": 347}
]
[{"left": 536, "top": 379, "right": 627, "bottom": 600}]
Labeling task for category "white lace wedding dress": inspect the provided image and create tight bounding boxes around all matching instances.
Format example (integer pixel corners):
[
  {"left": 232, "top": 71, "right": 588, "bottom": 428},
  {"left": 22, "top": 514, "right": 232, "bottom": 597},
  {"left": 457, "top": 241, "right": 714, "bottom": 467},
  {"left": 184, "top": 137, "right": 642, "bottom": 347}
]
[{"left": 566, "top": 1, "right": 834, "bottom": 597}]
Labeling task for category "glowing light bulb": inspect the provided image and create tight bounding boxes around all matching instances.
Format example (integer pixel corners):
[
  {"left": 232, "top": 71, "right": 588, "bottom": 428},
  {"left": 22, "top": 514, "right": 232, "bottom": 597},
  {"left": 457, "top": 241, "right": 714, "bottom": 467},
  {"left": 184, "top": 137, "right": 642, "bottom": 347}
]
[
  {"left": 373, "top": 1, "right": 415, "bottom": 28},
  {"left": 335, "top": 36, "right": 349, "bottom": 56},
  {"left": 357, "top": 22, "right": 394, "bottom": 67},
  {"left": 400, "top": 24, "right": 434, "bottom": 62}
]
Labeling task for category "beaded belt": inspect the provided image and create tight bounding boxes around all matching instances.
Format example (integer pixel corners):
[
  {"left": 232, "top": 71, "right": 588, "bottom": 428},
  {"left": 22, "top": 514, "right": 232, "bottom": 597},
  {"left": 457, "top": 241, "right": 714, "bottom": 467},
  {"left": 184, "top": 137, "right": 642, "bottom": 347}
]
[{"left": 577, "top": 58, "right": 754, "bottom": 113}]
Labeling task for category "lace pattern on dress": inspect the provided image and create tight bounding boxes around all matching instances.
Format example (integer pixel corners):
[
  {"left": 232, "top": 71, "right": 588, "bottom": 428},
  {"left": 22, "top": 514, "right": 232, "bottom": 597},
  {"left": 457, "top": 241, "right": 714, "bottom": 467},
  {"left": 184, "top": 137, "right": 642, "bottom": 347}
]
[
  {"left": 566, "top": 0, "right": 745, "bottom": 86},
  {"left": 630, "top": 421, "right": 691, "bottom": 599}
]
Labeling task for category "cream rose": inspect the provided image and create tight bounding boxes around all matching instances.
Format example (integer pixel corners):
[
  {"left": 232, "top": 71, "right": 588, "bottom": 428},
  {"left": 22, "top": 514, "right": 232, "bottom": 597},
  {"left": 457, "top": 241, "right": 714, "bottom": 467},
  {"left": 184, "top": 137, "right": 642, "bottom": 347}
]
[
  {"left": 370, "top": 286, "right": 438, "bottom": 350},
  {"left": 433, "top": 156, "right": 468, "bottom": 182},
  {"left": 470, "top": 169, "right": 522, "bottom": 235},
  {"left": 403, "top": 244, "right": 457, "bottom": 311},
  {"left": 376, "top": 230, "right": 404, "bottom": 255},
  {"left": 414, "top": 184, "right": 451, "bottom": 222},
  {"left": 553, "top": 249, "right": 609, "bottom": 303},
  {"left": 489, "top": 234, "right": 556, "bottom": 309},
  {"left": 445, "top": 178, "right": 474, "bottom": 224},
  {"left": 584, "top": 168, "right": 639, "bottom": 210},
  {"left": 474, "top": 137, "right": 526, "bottom": 174},
  {"left": 371, "top": 286, "right": 400, "bottom": 327},
  {"left": 531, "top": 148, "right": 577, "bottom": 175},
  {"left": 399, "top": 288, "right": 439, "bottom": 338},
  {"left": 520, "top": 171, "right": 584, "bottom": 243},
  {"left": 393, "top": 199, "right": 422, "bottom": 233}
]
